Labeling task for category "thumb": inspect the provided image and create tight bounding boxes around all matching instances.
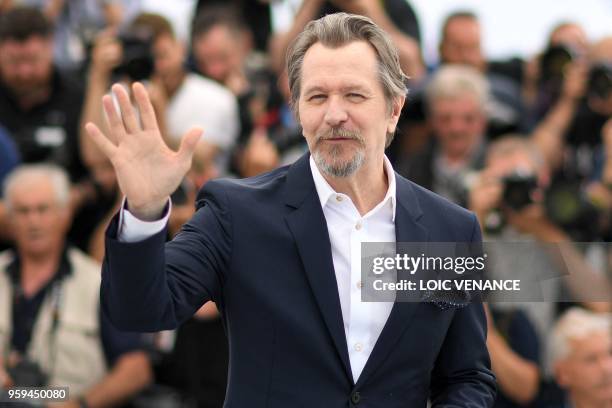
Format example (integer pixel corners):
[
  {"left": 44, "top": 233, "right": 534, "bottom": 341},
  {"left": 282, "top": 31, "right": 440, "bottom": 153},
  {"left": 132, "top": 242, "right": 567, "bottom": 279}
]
[{"left": 178, "top": 127, "right": 203, "bottom": 163}]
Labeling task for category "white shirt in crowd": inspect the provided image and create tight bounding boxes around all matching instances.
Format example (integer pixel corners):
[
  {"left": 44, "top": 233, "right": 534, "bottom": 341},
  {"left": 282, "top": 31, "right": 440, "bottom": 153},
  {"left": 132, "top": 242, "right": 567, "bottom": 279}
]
[{"left": 166, "top": 73, "right": 240, "bottom": 172}]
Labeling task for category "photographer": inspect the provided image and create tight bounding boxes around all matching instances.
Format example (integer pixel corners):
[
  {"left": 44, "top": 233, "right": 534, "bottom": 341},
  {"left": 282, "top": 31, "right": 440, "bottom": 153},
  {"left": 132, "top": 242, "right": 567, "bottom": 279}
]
[
  {"left": 528, "top": 31, "right": 612, "bottom": 185},
  {"left": 523, "top": 22, "right": 590, "bottom": 119},
  {"left": 563, "top": 36, "right": 612, "bottom": 178},
  {"left": 437, "top": 11, "right": 525, "bottom": 138},
  {"left": 190, "top": 6, "right": 289, "bottom": 177},
  {"left": 470, "top": 135, "right": 610, "bottom": 305},
  {"left": 469, "top": 137, "right": 551, "bottom": 407},
  {"left": 0, "top": 7, "right": 85, "bottom": 181},
  {"left": 79, "top": 12, "right": 239, "bottom": 178},
  {"left": 397, "top": 64, "right": 488, "bottom": 206},
  {"left": 0, "top": 164, "right": 151, "bottom": 407},
  {"left": 470, "top": 136, "right": 611, "bottom": 405}
]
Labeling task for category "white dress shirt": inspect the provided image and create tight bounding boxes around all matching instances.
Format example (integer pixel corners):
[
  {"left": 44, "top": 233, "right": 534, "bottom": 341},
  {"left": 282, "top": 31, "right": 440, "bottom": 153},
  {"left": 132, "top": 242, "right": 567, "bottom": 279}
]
[{"left": 118, "top": 156, "right": 397, "bottom": 382}]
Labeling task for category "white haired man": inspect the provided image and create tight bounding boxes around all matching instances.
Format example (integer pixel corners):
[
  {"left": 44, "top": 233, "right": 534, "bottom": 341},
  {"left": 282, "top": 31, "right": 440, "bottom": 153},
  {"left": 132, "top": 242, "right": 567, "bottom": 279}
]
[
  {"left": 548, "top": 307, "right": 612, "bottom": 408},
  {"left": 398, "top": 64, "right": 489, "bottom": 206},
  {"left": 0, "top": 164, "right": 152, "bottom": 408}
]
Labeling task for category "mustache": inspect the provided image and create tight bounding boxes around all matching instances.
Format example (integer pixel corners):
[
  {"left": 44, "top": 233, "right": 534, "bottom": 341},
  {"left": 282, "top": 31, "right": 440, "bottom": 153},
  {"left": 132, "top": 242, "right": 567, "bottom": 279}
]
[{"left": 316, "top": 128, "right": 364, "bottom": 143}]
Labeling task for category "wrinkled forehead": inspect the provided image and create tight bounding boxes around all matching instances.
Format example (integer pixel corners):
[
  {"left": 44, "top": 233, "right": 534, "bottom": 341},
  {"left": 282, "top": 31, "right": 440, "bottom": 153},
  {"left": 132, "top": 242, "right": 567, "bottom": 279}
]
[
  {"left": 8, "top": 180, "right": 57, "bottom": 207},
  {"left": 568, "top": 331, "right": 612, "bottom": 357},
  {"left": 485, "top": 151, "right": 538, "bottom": 177},
  {"left": 444, "top": 17, "right": 480, "bottom": 41},
  {"left": 299, "top": 41, "right": 381, "bottom": 93}
]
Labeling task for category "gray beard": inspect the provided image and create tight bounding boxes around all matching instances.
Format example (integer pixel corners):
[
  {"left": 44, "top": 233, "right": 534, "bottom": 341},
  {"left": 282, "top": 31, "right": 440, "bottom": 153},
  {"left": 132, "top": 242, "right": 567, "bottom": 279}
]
[{"left": 313, "top": 144, "right": 365, "bottom": 178}]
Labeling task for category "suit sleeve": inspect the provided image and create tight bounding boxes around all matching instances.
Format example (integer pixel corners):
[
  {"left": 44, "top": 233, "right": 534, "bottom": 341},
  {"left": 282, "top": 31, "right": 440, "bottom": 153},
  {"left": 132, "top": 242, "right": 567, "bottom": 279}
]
[
  {"left": 429, "top": 213, "right": 497, "bottom": 407},
  {"left": 100, "top": 180, "right": 232, "bottom": 332}
]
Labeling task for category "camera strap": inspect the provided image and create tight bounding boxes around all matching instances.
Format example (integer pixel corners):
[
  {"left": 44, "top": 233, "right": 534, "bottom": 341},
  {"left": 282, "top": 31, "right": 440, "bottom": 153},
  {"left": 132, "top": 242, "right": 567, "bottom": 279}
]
[
  {"left": 10, "top": 277, "right": 64, "bottom": 379},
  {"left": 47, "top": 281, "right": 63, "bottom": 381}
]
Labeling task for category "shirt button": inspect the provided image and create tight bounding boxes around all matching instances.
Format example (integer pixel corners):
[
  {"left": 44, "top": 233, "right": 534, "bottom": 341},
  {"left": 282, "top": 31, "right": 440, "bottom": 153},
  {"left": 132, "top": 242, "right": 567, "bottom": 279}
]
[
  {"left": 351, "top": 391, "right": 361, "bottom": 404},
  {"left": 355, "top": 221, "right": 362, "bottom": 230},
  {"left": 336, "top": 195, "right": 343, "bottom": 202},
  {"left": 354, "top": 342, "right": 363, "bottom": 352}
]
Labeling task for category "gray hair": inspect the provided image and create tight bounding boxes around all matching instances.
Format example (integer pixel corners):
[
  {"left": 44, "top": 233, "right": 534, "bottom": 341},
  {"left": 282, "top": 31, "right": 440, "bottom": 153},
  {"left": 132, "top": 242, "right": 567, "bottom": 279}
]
[
  {"left": 486, "top": 135, "right": 545, "bottom": 171},
  {"left": 548, "top": 307, "right": 611, "bottom": 373},
  {"left": 286, "top": 12, "right": 408, "bottom": 118},
  {"left": 425, "top": 64, "right": 489, "bottom": 112},
  {"left": 3, "top": 164, "right": 71, "bottom": 211}
]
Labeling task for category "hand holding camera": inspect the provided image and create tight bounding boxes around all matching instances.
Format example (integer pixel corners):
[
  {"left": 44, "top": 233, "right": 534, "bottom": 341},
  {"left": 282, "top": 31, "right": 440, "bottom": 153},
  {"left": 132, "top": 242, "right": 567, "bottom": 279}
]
[
  {"left": 468, "top": 170, "right": 503, "bottom": 223},
  {"left": 89, "top": 27, "right": 154, "bottom": 83},
  {"left": 89, "top": 29, "right": 122, "bottom": 80},
  {"left": 469, "top": 168, "right": 552, "bottom": 236}
]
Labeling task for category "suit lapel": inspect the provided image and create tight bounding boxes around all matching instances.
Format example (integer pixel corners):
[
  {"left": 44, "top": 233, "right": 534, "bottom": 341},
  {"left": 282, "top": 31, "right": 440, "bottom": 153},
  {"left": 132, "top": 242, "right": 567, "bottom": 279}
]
[
  {"left": 356, "top": 175, "right": 430, "bottom": 388},
  {"left": 284, "top": 154, "right": 353, "bottom": 383}
]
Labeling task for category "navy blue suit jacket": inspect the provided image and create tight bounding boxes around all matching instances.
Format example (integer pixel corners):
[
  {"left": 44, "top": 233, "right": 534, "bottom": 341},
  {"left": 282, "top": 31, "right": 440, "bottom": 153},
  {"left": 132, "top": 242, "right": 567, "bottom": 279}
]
[{"left": 102, "top": 153, "right": 496, "bottom": 407}]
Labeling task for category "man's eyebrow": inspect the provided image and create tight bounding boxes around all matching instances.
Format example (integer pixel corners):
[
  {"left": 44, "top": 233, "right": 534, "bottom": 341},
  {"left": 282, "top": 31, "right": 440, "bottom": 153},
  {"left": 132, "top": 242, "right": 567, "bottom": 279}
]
[
  {"left": 303, "top": 85, "right": 372, "bottom": 95},
  {"left": 341, "top": 85, "right": 371, "bottom": 94},
  {"left": 303, "top": 86, "right": 327, "bottom": 96}
]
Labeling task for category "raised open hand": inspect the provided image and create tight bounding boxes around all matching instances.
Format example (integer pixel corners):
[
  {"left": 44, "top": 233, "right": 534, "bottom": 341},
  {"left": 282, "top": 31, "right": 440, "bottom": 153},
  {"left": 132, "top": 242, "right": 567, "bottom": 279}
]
[{"left": 85, "top": 82, "right": 201, "bottom": 220}]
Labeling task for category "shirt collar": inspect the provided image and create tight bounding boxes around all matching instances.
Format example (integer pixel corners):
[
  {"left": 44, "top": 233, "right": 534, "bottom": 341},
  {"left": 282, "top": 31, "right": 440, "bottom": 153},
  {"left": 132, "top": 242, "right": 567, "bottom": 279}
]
[
  {"left": 309, "top": 155, "right": 397, "bottom": 221},
  {"left": 7, "top": 246, "right": 73, "bottom": 292}
]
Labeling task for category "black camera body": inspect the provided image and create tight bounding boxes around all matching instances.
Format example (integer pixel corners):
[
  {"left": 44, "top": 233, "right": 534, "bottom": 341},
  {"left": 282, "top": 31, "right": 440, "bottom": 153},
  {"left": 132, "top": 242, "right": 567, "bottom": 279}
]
[
  {"left": 502, "top": 172, "right": 538, "bottom": 210},
  {"left": 587, "top": 62, "right": 612, "bottom": 99},
  {"left": 540, "top": 44, "right": 577, "bottom": 85},
  {"left": 113, "top": 29, "right": 155, "bottom": 81},
  {"left": 6, "top": 359, "right": 48, "bottom": 387},
  {"left": 544, "top": 182, "right": 602, "bottom": 241},
  {"left": 540, "top": 44, "right": 612, "bottom": 100}
]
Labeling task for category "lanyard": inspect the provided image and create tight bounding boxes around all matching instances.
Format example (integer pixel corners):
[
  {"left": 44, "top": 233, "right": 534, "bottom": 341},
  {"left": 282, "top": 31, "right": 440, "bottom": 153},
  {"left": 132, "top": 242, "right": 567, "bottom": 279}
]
[{"left": 11, "top": 277, "right": 63, "bottom": 375}]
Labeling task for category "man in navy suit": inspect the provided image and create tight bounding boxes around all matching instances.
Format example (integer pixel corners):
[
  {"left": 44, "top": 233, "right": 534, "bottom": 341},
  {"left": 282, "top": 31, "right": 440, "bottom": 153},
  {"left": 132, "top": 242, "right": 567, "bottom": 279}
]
[{"left": 87, "top": 12, "right": 496, "bottom": 407}]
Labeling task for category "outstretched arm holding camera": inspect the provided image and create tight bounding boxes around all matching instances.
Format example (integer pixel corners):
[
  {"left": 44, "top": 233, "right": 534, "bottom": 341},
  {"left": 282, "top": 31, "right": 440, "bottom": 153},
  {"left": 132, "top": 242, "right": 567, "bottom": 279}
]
[
  {"left": 79, "top": 30, "right": 122, "bottom": 163},
  {"left": 531, "top": 61, "right": 587, "bottom": 171},
  {"left": 469, "top": 165, "right": 611, "bottom": 313}
]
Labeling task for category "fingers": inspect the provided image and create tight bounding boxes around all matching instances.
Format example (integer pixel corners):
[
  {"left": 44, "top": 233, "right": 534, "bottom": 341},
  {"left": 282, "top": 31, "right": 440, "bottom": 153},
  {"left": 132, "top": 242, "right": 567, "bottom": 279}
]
[
  {"left": 112, "top": 83, "right": 140, "bottom": 133},
  {"left": 102, "top": 93, "right": 126, "bottom": 143},
  {"left": 133, "top": 82, "right": 159, "bottom": 131},
  {"left": 85, "top": 122, "right": 117, "bottom": 159},
  {"left": 178, "top": 127, "right": 203, "bottom": 163}
]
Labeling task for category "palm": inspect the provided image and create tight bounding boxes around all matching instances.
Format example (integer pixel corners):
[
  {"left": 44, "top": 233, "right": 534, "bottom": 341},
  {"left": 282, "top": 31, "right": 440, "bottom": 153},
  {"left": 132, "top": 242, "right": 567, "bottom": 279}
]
[{"left": 85, "top": 83, "right": 201, "bottom": 217}]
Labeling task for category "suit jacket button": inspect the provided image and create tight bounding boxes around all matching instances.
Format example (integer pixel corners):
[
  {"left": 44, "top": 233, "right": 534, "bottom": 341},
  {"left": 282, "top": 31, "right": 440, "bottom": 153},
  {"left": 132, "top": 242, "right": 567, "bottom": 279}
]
[{"left": 351, "top": 391, "right": 361, "bottom": 404}]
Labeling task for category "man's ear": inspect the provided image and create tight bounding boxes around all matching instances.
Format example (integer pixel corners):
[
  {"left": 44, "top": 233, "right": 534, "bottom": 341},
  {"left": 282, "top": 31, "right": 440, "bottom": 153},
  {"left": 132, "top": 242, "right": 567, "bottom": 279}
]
[{"left": 387, "top": 95, "right": 405, "bottom": 134}]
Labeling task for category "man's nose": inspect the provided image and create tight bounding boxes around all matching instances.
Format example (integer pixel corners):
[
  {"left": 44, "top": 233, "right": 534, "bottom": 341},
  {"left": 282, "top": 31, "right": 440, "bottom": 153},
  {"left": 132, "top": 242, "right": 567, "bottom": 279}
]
[
  {"left": 24, "top": 210, "right": 42, "bottom": 225},
  {"left": 448, "top": 116, "right": 469, "bottom": 134},
  {"left": 17, "top": 62, "right": 35, "bottom": 78},
  {"left": 324, "top": 96, "right": 348, "bottom": 127}
]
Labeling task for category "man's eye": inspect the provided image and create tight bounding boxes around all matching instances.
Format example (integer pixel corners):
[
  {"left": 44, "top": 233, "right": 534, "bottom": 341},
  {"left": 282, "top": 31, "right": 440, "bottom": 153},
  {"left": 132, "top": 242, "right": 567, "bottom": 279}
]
[
  {"left": 309, "top": 94, "right": 326, "bottom": 101},
  {"left": 347, "top": 93, "right": 365, "bottom": 100}
]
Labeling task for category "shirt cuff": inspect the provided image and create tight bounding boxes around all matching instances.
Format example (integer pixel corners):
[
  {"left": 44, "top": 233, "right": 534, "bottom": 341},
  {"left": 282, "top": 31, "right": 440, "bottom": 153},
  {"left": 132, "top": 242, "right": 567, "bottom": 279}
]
[{"left": 118, "top": 197, "right": 171, "bottom": 243}]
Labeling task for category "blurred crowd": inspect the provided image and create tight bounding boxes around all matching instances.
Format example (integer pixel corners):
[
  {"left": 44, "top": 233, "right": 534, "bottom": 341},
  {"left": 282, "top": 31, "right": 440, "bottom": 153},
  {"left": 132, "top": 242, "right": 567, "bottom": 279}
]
[{"left": 0, "top": 1, "right": 610, "bottom": 407}]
